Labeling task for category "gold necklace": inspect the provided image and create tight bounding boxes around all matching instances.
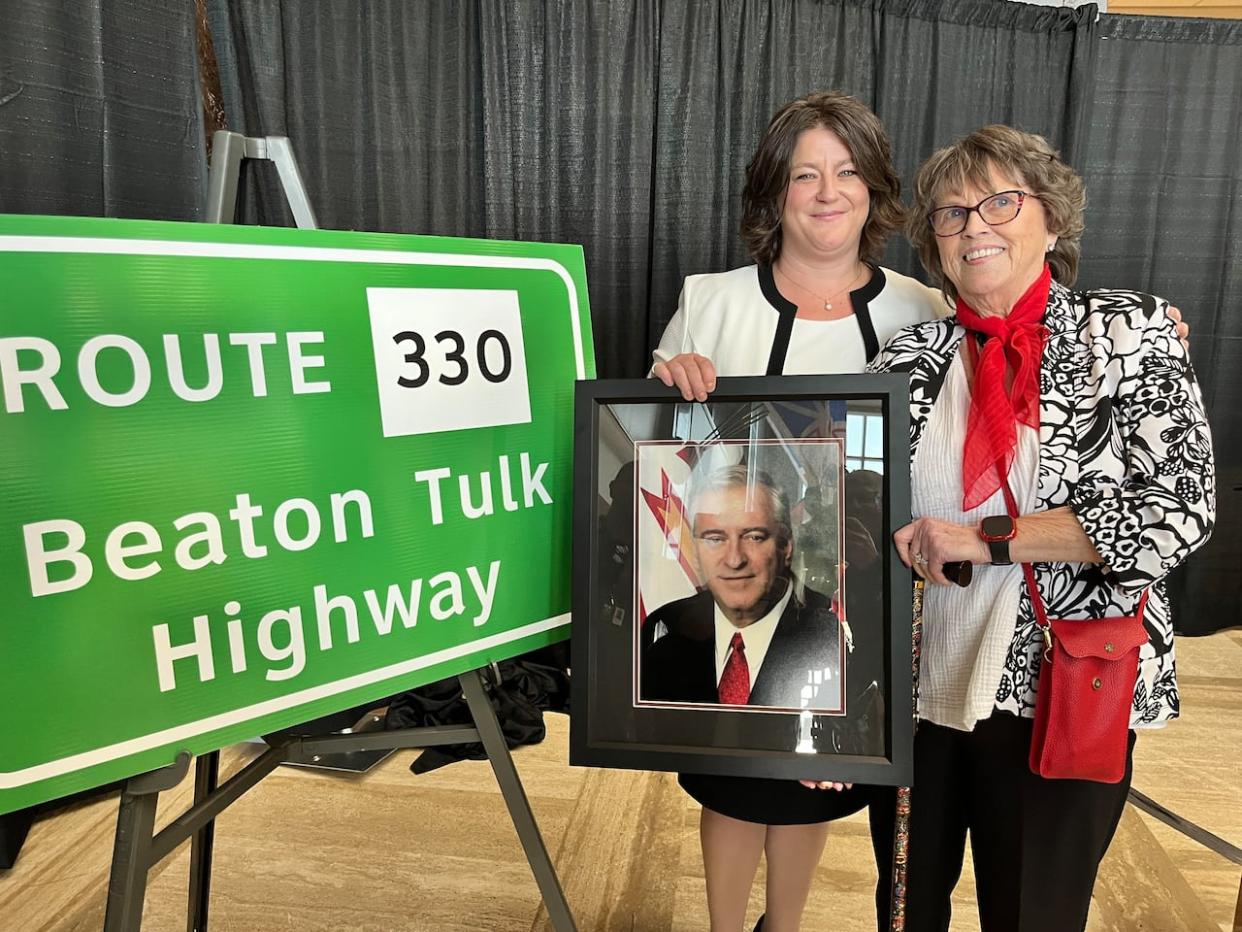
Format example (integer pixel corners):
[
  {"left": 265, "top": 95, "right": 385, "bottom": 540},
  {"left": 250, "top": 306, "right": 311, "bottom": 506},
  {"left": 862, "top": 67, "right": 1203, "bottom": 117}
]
[{"left": 776, "top": 263, "right": 868, "bottom": 312}]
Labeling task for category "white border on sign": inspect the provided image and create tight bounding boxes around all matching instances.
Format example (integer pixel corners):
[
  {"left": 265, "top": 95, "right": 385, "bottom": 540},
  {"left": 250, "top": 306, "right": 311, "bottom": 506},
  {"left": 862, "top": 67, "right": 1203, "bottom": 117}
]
[
  {"left": 1, "top": 614, "right": 570, "bottom": 787},
  {"left": 0, "top": 233, "right": 586, "bottom": 788}
]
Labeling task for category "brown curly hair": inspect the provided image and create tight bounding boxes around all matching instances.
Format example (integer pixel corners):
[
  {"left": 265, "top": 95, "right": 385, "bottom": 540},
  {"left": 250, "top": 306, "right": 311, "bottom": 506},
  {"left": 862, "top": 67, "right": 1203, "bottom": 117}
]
[
  {"left": 741, "top": 92, "right": 904, "bottom": 266},
  {"left": 906, "top": 125, "right": 1086, "bottom": 303}
]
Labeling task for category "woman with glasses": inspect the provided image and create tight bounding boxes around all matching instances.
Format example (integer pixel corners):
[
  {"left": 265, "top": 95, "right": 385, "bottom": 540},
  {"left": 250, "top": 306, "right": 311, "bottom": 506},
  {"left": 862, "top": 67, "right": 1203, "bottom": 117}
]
[
  {"left": 867, "top": 124, "right": 1215, "bottom": 931},
  {"left": 650, "top": 90, "right": 948, "bottom": 932}
]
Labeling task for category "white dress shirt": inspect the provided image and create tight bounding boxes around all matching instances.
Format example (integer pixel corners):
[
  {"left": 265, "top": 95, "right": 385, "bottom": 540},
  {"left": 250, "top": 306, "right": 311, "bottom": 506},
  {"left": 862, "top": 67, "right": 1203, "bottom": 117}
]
[{"left": 713, "top": 582, "right": 794, "bottom": 691}]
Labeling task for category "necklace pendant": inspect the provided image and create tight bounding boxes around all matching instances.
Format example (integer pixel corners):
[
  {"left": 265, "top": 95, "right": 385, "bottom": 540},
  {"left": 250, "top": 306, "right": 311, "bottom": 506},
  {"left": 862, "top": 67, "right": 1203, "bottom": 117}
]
[{"left": 824, "top": 300, "right": 832, "bottom": 311}]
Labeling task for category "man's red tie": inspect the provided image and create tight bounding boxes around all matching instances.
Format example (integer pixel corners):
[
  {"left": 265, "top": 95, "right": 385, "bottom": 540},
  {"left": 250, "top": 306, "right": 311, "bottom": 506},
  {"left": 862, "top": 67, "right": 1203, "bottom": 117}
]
[{"left": 718, "top": 632, "right": 750, "bottom": 704}]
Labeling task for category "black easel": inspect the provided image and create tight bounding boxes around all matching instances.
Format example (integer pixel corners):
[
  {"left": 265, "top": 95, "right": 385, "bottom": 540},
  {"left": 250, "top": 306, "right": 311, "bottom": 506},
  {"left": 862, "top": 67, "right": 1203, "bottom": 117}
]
[
  {"left": 103, "top": 667, "right": 575, "bottom": 931},
  {"left": 101, "top": 131, "right": 576, "bottom": 932}
]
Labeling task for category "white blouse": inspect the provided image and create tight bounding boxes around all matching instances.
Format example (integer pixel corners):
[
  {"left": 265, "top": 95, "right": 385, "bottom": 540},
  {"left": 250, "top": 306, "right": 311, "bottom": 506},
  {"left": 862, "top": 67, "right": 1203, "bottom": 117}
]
[
  {"left": 652, "top": 264, "right": 947, "bottom": 375},
  {"left": 912, "top": 355, "right": 1040, "bottom": 731}
]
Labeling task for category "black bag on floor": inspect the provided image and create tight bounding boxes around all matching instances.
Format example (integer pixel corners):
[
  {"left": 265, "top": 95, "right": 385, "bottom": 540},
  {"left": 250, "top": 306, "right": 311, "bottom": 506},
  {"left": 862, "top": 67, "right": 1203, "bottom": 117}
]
[{"left": 384, "top": 648, "right": 569, "bottom": 774}]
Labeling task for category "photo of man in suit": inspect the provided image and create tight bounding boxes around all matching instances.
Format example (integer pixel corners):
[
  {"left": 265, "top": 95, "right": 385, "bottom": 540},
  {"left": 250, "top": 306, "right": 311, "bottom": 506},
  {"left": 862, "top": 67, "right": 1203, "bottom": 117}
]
[{"left": 639, "top": 464, "right": 844, "bottom": 711}]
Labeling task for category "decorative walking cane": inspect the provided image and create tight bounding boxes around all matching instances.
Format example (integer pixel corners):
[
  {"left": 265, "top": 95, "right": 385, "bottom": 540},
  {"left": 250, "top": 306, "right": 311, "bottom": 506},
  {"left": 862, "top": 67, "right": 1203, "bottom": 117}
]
[{"left": 890, "top": 578, "right": 925, "bottom": 932}]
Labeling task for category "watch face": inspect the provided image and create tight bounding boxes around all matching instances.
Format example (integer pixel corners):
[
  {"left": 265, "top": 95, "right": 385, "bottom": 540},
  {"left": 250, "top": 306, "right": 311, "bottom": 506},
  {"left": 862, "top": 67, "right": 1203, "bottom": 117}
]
[{"left": 981, "top": 515, "right": 1016, "bottom": 541}]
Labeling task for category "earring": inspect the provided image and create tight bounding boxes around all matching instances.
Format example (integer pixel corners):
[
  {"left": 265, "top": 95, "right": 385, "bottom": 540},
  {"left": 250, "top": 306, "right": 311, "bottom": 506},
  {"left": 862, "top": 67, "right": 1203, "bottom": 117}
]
[{"left": 1046, "top": 243, "right": 1055, "bottom": 252}]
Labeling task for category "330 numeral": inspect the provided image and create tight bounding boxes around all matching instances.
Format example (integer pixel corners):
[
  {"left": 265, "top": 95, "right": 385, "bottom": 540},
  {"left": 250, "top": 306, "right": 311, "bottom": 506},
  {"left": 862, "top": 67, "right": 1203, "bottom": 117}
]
[{"left": 392, "top": 329, "right": 512, "bottom": 388}]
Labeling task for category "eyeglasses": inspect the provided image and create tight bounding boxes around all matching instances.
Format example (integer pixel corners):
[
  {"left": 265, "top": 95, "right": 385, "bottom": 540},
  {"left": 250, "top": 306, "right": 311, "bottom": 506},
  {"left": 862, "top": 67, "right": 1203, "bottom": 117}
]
[{"left": 927, "top": 190, "right": 1037, "bottom": 237}]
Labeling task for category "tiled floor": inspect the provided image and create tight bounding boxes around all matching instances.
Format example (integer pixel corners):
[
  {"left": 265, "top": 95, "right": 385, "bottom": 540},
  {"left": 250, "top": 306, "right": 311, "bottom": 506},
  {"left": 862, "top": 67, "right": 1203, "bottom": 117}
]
[{"left": 1, "top": 633, "right": 1238, "bottom": 931}]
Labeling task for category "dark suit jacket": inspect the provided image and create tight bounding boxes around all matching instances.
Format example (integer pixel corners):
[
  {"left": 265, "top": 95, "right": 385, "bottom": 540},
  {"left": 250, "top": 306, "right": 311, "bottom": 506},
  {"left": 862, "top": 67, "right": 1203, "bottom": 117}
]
[{"left": 639, "top": 586, "right": 843, "bottom": 710}]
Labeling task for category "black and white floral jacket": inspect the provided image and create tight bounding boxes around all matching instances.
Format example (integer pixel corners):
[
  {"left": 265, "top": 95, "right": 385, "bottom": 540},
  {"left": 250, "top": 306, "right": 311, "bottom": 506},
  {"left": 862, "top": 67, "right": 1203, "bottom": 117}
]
[{"left": 868, "top": 281, "right": 1215, "bottom": 726}]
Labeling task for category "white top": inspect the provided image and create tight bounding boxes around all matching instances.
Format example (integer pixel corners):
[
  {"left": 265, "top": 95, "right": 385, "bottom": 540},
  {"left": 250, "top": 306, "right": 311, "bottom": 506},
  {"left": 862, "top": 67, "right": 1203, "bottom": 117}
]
[
  {"left": 652, "top": 264, "right": 947, "bottom": 375},
  {"left": 912, "top": 355, "right": 1040, "bottom": 731},
  {"left": 712, "top": 583, "right": 794, "bottom": 689}
]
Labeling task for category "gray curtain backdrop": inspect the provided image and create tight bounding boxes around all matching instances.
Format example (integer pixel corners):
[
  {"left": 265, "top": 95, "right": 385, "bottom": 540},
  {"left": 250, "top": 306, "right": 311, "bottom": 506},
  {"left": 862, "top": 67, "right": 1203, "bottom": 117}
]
[
  {"left": 0, "top": 0, "right": 205, "bottom": 219},
  {"left": 1076, "top": 14, "right": 1242, "bottom": 630},
  {"left": 1, "top": 0, "right": 1234, "bottom": 631},
  {"left": 205, "top": 0, "right": 1098, "bottom": 379},
  {"left": 647, "top": 0, "right": 1098, "bottom": 326},
  {"left": 207, "top": 0, "right": 660, "bottom": 377},
  {"left": 872, "top": 0, "right": 1098, "bottom": 275}
]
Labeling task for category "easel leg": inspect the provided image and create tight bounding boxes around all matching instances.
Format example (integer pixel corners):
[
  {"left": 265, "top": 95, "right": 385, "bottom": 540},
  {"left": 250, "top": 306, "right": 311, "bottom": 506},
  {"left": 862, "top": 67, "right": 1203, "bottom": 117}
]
[
  {"left": 103, "top": 787, "right": 161, "bottom": 932},
  {"left": 186, "top": 751, "right": 220, "bottom": 932},
  {"left": 459, "top": 669, "right": 577, "bottom": 932},
  {"left": 103, "top": 753, "right": 191, "bottom": 932}
]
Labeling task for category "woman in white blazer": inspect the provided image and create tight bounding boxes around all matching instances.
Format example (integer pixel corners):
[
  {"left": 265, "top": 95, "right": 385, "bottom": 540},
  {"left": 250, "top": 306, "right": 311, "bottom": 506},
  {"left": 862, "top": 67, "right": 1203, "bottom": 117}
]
[{"left": 651, "top": 91, "right": 946, "bottom": 932}]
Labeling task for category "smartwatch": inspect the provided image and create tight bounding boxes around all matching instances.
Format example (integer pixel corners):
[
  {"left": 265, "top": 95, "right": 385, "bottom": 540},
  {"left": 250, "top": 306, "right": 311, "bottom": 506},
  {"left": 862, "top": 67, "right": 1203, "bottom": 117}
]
[{"left": 980, "top": 515, "right": 1017, "bottom": 566}]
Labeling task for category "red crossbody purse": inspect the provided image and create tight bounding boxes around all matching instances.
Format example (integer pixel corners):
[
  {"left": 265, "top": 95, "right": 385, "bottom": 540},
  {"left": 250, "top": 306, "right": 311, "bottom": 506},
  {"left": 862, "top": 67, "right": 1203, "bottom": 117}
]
[
  {"left": 991, "top": 447, "right": 1147, "bottom": 784},
  {"left": 1017, "top": 543, "right": 1148, "bottom": 783},
  {"left": 967, "top": 338, "right": 1147, "bottom": 783}
]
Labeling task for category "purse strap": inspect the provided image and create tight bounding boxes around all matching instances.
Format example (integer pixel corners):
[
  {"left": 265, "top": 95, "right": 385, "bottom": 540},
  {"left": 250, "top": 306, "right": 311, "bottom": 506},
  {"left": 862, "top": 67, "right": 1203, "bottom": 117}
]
[{"left": 961, "top": 336, "right": 1148, "bottom": 645}]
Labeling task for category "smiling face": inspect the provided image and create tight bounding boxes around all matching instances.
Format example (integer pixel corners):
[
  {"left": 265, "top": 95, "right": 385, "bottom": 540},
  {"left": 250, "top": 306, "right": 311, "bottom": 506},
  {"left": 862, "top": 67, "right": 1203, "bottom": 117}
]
[
  {"left": 690, "top": 483, "right": 793, "bottom": 628},
  {"left": 933, "top": 162, "right": 1053, "bottom": 315},
  {"left": 779, "top": 126, "right": 871, "bottom": 264}
]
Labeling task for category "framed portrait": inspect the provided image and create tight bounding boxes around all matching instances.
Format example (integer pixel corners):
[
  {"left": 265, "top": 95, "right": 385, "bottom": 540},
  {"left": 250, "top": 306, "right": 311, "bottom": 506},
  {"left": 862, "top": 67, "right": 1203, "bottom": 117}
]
[{"left": 570, "top": 375, "right": 913, "bottom": 786}]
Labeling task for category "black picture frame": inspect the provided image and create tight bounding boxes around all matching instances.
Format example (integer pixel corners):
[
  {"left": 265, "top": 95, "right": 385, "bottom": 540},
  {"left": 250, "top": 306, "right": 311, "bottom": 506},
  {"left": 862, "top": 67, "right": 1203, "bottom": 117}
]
[{"left": 570, "top": 375, "right": 914, "bottom": 786}]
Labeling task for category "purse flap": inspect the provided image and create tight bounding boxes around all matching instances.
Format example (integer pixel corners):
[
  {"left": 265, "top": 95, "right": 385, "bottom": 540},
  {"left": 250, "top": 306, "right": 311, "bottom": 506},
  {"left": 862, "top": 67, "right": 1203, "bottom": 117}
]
[{"left": 1049, "top": 616, "right": 1149, "bottom": 660}]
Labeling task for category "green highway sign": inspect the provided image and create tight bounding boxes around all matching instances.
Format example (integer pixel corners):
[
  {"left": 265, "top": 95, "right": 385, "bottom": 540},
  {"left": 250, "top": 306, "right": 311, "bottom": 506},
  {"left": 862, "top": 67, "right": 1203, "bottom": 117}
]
[{"left": 0, "top": 215, "right": 594, "bottom": 814}]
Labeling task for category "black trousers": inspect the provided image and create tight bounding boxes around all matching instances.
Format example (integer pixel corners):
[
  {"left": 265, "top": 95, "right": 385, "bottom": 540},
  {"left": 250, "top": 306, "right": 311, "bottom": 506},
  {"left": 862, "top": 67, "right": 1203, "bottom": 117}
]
[{"left": 869, "top": 712, "right": 1134, "bottom": 932}]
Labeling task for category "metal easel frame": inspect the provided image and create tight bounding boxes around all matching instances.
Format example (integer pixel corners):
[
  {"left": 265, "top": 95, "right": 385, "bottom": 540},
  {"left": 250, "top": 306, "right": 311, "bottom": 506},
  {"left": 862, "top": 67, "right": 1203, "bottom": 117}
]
[{"left": 101, "top": 131, "right": 576, "bottom": 932}]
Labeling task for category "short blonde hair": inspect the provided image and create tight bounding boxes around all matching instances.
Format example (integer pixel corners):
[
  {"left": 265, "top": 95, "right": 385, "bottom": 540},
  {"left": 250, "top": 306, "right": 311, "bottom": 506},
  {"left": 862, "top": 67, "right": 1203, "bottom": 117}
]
[{"left": 906, "top": 125, "right": 1086, "bottom": 303}]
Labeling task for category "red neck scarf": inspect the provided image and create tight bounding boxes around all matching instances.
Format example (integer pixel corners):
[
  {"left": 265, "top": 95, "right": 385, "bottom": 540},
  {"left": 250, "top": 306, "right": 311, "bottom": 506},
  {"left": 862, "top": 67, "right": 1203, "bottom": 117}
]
[{"left": 954, "top": 264, "right": 1051, "bottom": 510}]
